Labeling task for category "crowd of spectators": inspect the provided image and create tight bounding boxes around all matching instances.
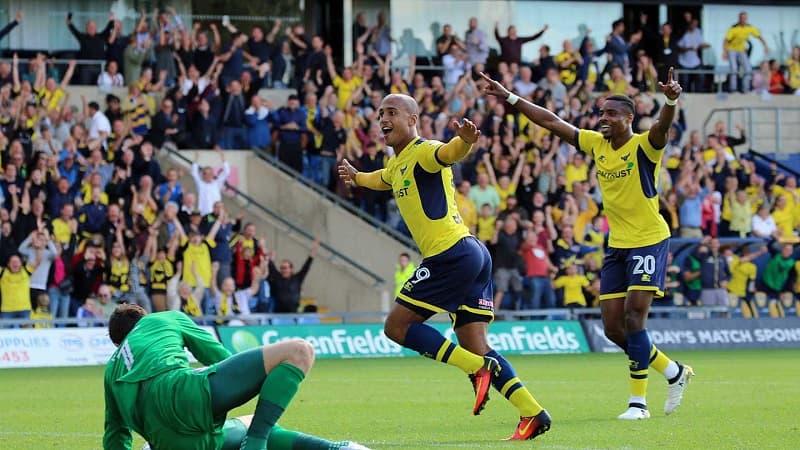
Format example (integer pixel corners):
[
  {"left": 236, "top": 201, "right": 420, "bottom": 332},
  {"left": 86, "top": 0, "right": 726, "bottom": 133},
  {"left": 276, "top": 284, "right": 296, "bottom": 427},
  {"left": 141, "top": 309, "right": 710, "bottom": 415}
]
[
  {"left": 0, "top": 8, "right": 798, "bottom": 325},
  {"left": 0, "top": 104, "right": 322, "bottom": 325}
]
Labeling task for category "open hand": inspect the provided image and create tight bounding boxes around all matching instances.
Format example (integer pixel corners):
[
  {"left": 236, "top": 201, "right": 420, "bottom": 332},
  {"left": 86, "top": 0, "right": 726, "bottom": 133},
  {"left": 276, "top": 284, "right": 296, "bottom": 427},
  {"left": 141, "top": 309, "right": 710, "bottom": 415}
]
[
  {"left": 479, "top": 72, "right": 511, "bottom": 100},
  {"left": 451, "top": 119, "right": 480, "bottom": 144},
  {"left": 658, "top": 67, "right": 682, "bottom": 101},
  {"left": 338, "top": 159, "right": 358, "bottom": 187}
]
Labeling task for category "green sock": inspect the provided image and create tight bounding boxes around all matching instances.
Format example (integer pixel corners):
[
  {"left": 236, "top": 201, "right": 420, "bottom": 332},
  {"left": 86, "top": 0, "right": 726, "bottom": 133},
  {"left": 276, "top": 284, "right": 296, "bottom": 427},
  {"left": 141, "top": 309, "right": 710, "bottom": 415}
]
[
  {"left": 240, "top": 363, "right": 305, "bottom": 450},
  {"left": 267, "top": 425, "right": 349, "bottom": 450}
]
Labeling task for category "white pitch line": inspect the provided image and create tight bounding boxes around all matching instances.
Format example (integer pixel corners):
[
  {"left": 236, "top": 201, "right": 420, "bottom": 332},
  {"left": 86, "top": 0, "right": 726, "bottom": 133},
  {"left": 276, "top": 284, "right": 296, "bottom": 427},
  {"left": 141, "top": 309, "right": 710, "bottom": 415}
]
[{"left": 0, "top": 431, "right": 104, "bottom": 438}]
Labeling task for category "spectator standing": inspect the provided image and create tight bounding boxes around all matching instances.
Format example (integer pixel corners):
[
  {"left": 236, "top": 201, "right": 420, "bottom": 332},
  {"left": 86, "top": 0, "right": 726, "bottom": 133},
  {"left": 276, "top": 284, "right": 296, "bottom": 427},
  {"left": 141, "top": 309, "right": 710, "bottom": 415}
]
[
  {"left": 654, "top": 23, "right": 679, "bottom": 83},
  {"left": 174, "top": 211, "right": 223, "bottom": 315},
  {"left": 190, "top": 99, "right": 219, "bottom": 149},
  {"left": 87, "top": 101, "right": 111, "bottom": 151},
  {"left": 597, "top": 19, "right": 636, "bottom": 75},
  {"left": 723, "top": 11, "right": 769, "bottom": 93},
  {"left": 552, "top": 263, "right": 590, "bottom": 308},
  {"left": 490, "top": 218, "right": 523, "bottom": 309},
  {"left": 519, "top": 230, "right": 557, "bottom": 310},
  {"left": 494, "top": 22, "right": 548, "bottom": 65},
  {"left": 191, "top": 150, "right": 230, "bottom": 216},
  {"left": 149, "top": 98, "right": 179, "bottom": 149},
  {"left": 274, "top": 94, "right": 307, "bottom": 173},
  {"left": 67, "top": 12, "right": 114, "bottom": 85},
  {"left": 698, "top": 238, "right": 731, "bottom": 306},
  {"left": 465, "top": 17, "right": 489, "bottom": 65},
  {"left": 677, "top": 18, "right": 709, "bottom": 92},
  {"left": 761, "top": 242, "right": 796, "bottom": 299},
  {"left": 219, "top": 80, "right": 248, "bottom": 150},
  {"left": 123, "top": 34, "right": 150, "bottom": 86},
  {"left": 200, "top": 202, "right": 234, "bottom": 285},
  {"left": 371, "top": 11, "right": 393, "bottom": 60},
  {"left": 267, "top": 239, "right": 319, "bottom": 313},
  {"left": 244, "top": 96, "right": 273, "bottom": 151},
  {"left": 19, "top": 228, "right": 58, "bottom": 303},
  {"left": 0, "top": 254, "right": 39, "bottom": 325},
  {"left": 751, "top": 204, "right": 779, "bottom": 239},
  {"left": 436, "top": 24, "right": 465, "bottom": 65},
  {"left": 394, "top": 252, "right": 416, "bottom": 299}
]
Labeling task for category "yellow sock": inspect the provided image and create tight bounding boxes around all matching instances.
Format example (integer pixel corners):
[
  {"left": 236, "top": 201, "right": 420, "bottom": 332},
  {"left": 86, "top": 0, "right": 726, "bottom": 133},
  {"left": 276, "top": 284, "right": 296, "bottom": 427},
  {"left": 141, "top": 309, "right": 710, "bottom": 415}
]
[
  {"left": 649, "top": 345, "right": 669, "bottom": 374},
  {"left": 630, "top": 369, "right": 649, "bottom": 399},
  {"left": 435, "top": 340, "right": 483, "bottom": 374},
  {"left": 509, "top": 388, "right": 544, "bottom": 417}
]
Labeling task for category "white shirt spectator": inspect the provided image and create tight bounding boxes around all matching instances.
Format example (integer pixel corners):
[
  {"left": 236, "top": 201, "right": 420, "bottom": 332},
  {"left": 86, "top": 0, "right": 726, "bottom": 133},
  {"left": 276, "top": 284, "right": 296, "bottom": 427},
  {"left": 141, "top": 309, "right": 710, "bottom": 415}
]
[
  {"left": 442, "top": 53, "right": 467, "bottom": 88},
  {"left": 192, "top": 160, "right": 231, "bottom": 216},
  {"left": 465, "top": 28, "right": 489, "bottom": 65},
  {"left": 677, "top": 27, "right": 704, "bottom": 69},
  {"left": 98, "top": 71, "right": 125, "bottom": 92},
  {"left": 751, "top": 213, "right": 777, "bottom": 238},
  {"left": 514, "top": 79, "right": 538, "bottom": 97},
  {"left": 89, "top": 109, "right": 111, "bottom": 148}
]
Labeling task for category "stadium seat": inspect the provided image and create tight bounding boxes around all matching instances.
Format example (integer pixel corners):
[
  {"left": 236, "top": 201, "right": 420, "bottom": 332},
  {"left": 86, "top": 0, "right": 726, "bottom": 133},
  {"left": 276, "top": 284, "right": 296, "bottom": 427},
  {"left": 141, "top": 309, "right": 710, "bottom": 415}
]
[{"left": 753, "top": 292, "right": 770, "bottom": 318}]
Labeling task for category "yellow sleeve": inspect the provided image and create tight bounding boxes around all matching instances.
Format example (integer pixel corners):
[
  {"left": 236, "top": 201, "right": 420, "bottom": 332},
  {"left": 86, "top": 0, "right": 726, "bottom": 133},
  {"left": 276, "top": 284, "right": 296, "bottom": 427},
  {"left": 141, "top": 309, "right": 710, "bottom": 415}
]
[
  {"left": 355, "top": 169, "right": 392, "bottom": 191},
  {"left": 553, "top": 276, "right": 566, "bottom": 288},
  {"left": 419, "top": 138, "right": 471, "bottom": 171},
  {"left": 576, "top": 129, "right": 602, "bottom": 157},
  {"left": 204, "top": 237, "right": 217, "bottom": 248},
  {"left": 580, "top": 276, "right": 590, "bottom": 288},
  {"left": 333, "top": 76, "right": 343, "bottom": 87},
  {"left": 724, "top": 27, "right": 735, "bottom": 42},
  {"left": 180, "top": 236, "right": 189, "bottom": 247},
  {"left": 638, "top": 131, "right": 663, "bottom": 163},
  {"left": 749, "top": 26, "right": 761, "bottom": 38}
]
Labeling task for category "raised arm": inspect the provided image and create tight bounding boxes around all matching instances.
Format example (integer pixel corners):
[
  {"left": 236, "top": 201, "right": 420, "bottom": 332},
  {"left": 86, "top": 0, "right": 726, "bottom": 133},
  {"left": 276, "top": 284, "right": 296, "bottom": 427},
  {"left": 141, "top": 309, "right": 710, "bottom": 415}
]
[
  {"left": 437, "top": 119, "right": 481, "bottom": 165},
  {"left": 60, "top": 60, "right": 77, "bottom": 90},
  {"left": 481, "top": 72, "right": 578, "bottom": 146},
  {"left": 647, "top": 67, "right": 681, "bottom": 150}
]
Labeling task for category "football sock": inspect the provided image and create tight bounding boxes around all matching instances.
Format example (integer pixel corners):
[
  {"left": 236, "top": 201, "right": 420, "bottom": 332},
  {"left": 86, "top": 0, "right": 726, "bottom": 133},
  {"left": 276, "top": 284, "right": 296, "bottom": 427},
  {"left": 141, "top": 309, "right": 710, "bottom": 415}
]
[
  {"left": 649, "top": 344, "right": 681, "bottom": 381},
  {"left": 266, "top": 424, "right": 350, "bottom": 450},
  {"left": 627, "top": 329, "right": 651, "bottom": 408},
  {"left": 404, "top": 322, "right": 483, "bottom": 374},
  {"left": 241, "top": 362, "right": 305, "bottom": 450},
  {"left": 486, "top": 350, "right": 543, "bottom": 417}
]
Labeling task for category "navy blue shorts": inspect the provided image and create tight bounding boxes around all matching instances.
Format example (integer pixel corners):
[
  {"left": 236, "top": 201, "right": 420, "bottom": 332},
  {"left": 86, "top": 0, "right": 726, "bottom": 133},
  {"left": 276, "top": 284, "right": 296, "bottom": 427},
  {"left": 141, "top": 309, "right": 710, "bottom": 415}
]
[
  {"left": 397, "top": 236, "right": 494, "bottom": 327},
  {"left": 599, "top": 239, "right": 669, "bottom": 301}
]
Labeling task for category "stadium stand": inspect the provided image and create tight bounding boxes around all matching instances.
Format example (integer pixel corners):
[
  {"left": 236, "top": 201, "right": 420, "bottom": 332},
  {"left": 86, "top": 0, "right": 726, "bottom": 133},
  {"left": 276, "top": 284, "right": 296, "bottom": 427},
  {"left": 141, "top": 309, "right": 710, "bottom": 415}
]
[{"left": 0, "top": 5, "right": 798, "bottom": 328}]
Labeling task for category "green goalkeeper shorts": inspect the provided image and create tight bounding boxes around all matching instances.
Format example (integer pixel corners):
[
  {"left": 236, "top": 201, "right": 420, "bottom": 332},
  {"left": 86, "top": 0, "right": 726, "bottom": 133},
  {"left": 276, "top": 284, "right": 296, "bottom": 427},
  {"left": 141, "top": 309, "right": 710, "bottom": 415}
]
[{"left": 139, "top": 365, "right": 226, "bottom": 450}]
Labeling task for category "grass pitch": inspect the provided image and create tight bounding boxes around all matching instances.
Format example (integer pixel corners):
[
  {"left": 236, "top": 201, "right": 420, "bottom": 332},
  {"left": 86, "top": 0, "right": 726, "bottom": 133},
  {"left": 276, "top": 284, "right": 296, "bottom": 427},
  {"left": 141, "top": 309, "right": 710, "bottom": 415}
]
[{"left": 1, "top": 349, "right": 798, "bottom": 449}]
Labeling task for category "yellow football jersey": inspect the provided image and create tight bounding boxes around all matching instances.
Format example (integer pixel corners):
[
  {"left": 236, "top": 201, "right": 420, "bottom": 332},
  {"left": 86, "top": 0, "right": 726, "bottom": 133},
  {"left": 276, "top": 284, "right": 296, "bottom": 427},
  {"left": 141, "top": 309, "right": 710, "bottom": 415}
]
[
  {"left": 725, "top": 24, "right": 761, "bottom": 52},
  {"left": 577, "top": 130, "right": 671, "bottom": 248},
  {"left": 728, "top": 256, "right": 756, "bottom": 299},
  {"left": 381, "top": 137, "right": 471, "bottom": 257}
]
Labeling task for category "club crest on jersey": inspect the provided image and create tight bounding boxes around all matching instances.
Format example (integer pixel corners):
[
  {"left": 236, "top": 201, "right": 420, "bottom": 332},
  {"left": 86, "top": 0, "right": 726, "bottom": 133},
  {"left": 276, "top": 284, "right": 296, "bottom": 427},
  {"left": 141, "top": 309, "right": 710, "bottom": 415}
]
[
  {"left": 399, "top": 165, "right": 408, "bottom": 175},
  {"left": 621, "top": 153, "right": 631, "bottom": 161}
]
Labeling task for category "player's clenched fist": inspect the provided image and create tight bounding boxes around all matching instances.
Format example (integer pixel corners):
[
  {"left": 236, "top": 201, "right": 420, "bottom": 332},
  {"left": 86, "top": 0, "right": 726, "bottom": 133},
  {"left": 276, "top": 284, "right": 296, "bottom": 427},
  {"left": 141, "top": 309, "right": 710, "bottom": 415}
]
[{"left": 338, "top": 159, "right": 358, "bottom": 187}]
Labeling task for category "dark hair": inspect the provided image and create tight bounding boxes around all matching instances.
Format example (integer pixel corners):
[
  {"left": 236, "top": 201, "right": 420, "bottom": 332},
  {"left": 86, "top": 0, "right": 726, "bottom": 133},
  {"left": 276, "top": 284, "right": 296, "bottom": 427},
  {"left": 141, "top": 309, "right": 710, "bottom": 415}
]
[
  {"left": 400, "top": 252, "right": 410, "bottom": 259},
  {"left": 88, "top": 101, "right": 100, "bottom": 111},
  {"left": 604, "top": 94, "right": 635, "bottom": 115},
  {"left": 108, "top": 304, "right": 147, "bottom": 345},
  {"left": 612, "top": 19, "right": 624, "bottom": 29}
]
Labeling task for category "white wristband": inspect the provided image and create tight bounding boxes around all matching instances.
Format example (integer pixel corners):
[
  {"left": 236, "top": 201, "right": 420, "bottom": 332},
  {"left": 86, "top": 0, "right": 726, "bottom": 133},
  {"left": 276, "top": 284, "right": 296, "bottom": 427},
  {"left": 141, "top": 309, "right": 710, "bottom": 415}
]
[
  {"left": 506, "top": 93, "right": 519, "bottom": 105},
  {"left": 664, "top": 96, "right": 678, "bottom": 106}
]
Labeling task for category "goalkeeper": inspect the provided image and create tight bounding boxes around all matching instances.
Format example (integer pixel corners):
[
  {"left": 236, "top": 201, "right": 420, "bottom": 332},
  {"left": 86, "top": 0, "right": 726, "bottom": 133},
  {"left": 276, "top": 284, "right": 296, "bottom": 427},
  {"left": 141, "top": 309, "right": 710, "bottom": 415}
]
[{"left": 103, "top": 304, "right": 370, "bottom": 450}]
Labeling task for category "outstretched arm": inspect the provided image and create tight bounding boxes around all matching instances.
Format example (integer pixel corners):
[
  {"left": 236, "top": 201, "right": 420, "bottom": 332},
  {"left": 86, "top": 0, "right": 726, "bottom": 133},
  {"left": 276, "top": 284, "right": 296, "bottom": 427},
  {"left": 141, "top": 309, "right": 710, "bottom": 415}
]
[
  {"left": 436, "top": 119, "right": 480, "bottom": 165},
  {"left": 647, "top": 67, "right": 682, "bottom": 150},
  {"left": 480, "top": 72, "right": 578, "bottom": 146},
  {"left": 338, "top": 160, "right": 392, "bottom": 191}
]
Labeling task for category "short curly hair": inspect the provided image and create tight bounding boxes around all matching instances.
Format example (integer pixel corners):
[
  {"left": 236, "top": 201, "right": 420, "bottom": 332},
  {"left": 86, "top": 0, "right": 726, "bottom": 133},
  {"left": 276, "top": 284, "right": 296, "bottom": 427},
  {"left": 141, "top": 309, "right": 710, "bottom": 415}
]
[{"left": 108, "top": 304, "right": 147, "bottom": 346}]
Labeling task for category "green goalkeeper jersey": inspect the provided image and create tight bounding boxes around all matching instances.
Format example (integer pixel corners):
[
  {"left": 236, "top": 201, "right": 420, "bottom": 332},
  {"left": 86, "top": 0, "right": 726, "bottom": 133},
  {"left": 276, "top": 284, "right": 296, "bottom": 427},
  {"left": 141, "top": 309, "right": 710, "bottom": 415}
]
[{"left": 103, "top": 311, "right": 232, "bottom": 449}]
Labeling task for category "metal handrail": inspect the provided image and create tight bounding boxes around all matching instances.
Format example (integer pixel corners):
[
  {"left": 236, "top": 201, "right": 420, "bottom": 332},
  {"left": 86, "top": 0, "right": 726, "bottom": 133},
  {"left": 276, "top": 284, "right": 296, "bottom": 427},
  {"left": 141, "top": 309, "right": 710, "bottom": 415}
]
[
  {"left": 703, "top": 106, "right": 800, "bottom": 155},
  {"left": 252, "top": 148, "right": 419, "bottom": 251},
  {"left": 160, "top": 146, "right": 387, "bottom": 288},
  {"left": 747, "top": 148, "right": 800, "bottom": 178}
]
